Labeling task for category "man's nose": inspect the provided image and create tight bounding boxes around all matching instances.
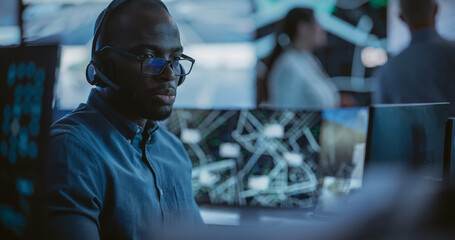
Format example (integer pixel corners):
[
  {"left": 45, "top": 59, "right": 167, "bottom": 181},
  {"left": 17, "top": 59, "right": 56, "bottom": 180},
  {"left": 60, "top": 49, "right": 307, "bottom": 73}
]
[{"left": 157, "top": 63, "right": 176, "bottom": 83}]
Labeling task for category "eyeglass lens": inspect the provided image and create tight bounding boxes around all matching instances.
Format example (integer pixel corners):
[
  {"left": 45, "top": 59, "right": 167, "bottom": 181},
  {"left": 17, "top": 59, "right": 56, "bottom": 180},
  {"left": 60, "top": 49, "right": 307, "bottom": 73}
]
[{"left": 143, "top": 58, "right": 192, "bottom": 76}]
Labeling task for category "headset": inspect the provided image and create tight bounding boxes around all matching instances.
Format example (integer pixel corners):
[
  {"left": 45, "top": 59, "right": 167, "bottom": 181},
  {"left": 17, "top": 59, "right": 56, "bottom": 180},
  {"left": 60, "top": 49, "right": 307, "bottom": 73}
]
[{"left": 85, "top": 0, "right": 185, "bottom": 92}]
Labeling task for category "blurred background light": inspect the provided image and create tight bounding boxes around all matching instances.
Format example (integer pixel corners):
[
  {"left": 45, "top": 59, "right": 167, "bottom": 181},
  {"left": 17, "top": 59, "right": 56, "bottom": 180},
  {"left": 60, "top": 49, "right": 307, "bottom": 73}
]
[
  {"left": 2, "top": 0, "right": 453, "bottom": 111},
  {"left": 361, "top": 47, "right": 388, "bottom": 68},
  {"left": 0, "top": 0, "right": 20, "bottom": 45}
]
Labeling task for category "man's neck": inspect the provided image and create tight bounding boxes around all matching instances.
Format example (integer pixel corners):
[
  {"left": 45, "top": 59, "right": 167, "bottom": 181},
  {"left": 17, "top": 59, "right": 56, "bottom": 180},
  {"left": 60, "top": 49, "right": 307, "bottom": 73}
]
[
  {"left": 409, "top": 22, "right": 435, "bottom": 34},
  {"left": 96, "top": 88, "right": 147, "bottom": 128}
]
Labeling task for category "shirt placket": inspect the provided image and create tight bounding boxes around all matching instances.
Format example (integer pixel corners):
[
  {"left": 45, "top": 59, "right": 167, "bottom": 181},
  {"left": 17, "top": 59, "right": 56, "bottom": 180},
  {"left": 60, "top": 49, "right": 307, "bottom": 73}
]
[{"left": 139, "top": 127, "right": 168, "bottom": 221}]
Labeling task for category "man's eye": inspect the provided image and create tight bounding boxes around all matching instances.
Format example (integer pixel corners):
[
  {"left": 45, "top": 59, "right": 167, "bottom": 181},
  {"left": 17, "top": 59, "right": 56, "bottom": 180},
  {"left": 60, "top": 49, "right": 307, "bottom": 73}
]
[
  {"left": 138, "top": 53, "right": 154, "bottom": 58},
  {"left": 172, "top": 55, "right": 182, "bottom": 61}
]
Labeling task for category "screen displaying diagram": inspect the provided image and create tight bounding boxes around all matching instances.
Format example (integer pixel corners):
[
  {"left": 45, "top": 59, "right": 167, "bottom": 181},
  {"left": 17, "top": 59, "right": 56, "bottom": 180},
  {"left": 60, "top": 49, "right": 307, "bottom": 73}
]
[{"left": 167, "top": 109, "right": 322, "bottom": 208}]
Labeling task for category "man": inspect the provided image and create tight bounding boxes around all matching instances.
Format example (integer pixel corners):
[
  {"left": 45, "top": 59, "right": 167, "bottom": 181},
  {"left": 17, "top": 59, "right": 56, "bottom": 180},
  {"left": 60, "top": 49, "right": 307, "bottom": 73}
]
[
  {"left": 372, "top": 0, "right": 455, "bottom": 115},
  {"left": 44, "top": 0, "right": 202, "bottom": 239}
]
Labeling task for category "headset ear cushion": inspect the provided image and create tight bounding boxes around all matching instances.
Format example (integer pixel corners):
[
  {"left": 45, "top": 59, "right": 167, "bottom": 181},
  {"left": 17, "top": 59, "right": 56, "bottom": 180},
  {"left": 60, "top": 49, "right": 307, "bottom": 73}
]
[
  {"left": 86, "top": 61, "right": 98, "bottom": 86},
  {"left": 177, "top": 64, "right": 186, "bottom": 86},
  {"left": 86, "top": 60, "right": 114, "bottom": 88},
  {"left": 86, "top": 61, "right": 108, "bottom": 87},
  {"left": 178, "top": 75, "right": 185, "bottom": 86}
]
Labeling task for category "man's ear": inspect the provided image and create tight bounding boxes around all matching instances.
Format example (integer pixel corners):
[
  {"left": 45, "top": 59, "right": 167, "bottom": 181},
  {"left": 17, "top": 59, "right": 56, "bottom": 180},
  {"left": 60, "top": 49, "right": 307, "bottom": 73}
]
[{"left": 97, "top": 50, "right": 115, "bottom": 79}]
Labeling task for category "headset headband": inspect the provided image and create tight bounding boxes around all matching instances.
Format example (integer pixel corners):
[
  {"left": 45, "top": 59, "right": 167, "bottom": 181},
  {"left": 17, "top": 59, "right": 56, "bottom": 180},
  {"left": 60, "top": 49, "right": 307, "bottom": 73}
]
[{"left": 91, "top": 0, "right": 129, "bottom": 61}]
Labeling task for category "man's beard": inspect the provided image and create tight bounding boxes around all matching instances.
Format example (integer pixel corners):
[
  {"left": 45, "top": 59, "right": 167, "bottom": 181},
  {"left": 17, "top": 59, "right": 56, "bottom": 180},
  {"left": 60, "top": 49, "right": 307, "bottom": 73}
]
[{"left": 137, "top": 101, "right": 173, "bottom": 121}]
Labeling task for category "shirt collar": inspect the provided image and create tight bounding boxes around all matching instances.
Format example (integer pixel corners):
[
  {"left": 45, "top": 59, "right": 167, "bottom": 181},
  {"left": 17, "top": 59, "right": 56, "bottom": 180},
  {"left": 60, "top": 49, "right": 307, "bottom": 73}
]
[
  {"left": 86, "top": 89, "right": 159, "bottom": 143},
  {"left": 410, "top": 28, "right": 441, "bottom": 46}
]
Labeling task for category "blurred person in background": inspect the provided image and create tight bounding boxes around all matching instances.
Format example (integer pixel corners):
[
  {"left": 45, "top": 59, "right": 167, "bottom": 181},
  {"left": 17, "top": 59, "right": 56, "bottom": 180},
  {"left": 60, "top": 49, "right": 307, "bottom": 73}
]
[
  {"left": 262, "top": 8, "right": 340, "bottom": 109},
  {"left": 372, "top": 0, "right": 455, "bottom": 115}
]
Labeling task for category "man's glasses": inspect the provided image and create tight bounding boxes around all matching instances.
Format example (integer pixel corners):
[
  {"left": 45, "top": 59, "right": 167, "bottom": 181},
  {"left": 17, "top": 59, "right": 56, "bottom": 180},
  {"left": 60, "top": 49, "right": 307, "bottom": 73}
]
[{"left": 99, "top": 46, "right": 195, "bottom": 76}]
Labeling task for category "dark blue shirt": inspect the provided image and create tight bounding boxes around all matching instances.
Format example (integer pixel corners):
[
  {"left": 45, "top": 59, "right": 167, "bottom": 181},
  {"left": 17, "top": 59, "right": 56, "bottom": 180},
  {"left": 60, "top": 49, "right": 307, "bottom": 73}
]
[
  {"left": 373, "top": 28, "right": 455, "bottom": 115},
  {"left": 45, "top": 89, "right": 202, "bottom": 239}
]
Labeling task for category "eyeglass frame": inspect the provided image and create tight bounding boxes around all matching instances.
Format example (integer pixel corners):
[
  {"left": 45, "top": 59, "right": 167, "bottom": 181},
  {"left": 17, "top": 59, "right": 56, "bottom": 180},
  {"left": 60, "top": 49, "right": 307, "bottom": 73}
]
[{"left": 98, "top": 45, "right": 195, "bottom": 76}]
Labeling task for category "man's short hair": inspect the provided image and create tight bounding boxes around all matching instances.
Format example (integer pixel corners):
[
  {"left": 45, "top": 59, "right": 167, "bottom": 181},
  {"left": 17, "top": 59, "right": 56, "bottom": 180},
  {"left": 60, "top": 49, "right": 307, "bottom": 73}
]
[
  {"left": 400, "top": 0, "right": 436, "bottom": 24},
  {"left": 95, "top": 0, "right": 169, "bottom": 50}
]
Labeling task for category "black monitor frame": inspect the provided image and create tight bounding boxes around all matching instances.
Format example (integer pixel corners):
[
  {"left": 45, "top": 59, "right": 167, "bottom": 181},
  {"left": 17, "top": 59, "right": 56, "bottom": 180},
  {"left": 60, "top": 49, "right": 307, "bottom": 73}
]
[{"left": 443, "top": 117, "right": 455, "bottom": 185}]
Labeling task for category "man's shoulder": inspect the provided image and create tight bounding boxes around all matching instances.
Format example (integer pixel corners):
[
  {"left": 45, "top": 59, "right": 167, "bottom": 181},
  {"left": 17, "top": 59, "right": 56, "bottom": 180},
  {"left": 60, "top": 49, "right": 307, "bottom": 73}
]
[
  {"left": 404, "top": 37, "right": 455, "bottom": 55},
  {"left": 387, "top": 38, "right": 455, "bottom": 70},
  {"left": 436, "top": 38, "right": 455, "bottom": 55},
  {"left": 384, "top": 40, "right": 435, "bottom": 68},
  {"left": 50, "top": 103, "right": 106, "bottom": 138},
  {"left": 430, "top": 36, "right": 455, "bottom": 48}
]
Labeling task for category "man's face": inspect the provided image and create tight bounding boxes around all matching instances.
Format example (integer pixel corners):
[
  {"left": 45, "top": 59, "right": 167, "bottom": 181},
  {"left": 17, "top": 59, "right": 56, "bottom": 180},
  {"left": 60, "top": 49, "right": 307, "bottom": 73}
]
[{"left": 108, "top": 6, "right": 182, "bottom": 121}]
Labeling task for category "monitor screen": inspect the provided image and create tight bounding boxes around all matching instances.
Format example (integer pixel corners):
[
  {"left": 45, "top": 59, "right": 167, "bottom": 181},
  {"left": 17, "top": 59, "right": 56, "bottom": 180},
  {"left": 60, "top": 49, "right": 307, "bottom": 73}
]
[
  {"left": 319, "top": 107, "right": 369, "bottom": 191},
  {"left": 365, "top": 103, "right": 450, "bottom": 181},
  {"left": 0, "top": 45, "right": 58, "bottom": 239},
  {"left": 167, "top": 107, "right": 371, "bottom": 211},
  {"left": 29, "top": 0, "right": 256, "bottom": 110},
  {"left": 166, "top": 109, "right": 322, "bottom": 208}
]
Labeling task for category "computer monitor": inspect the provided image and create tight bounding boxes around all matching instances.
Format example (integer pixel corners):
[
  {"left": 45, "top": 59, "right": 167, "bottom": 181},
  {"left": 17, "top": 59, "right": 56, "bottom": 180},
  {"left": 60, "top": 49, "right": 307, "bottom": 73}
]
[
  {"left": 365, "top": 103, "right": 450, "bottom": 181},
  {"left": 166, "top": 109, "right": 322, "bottom": 209},
  {"left": 167, "top": 107, "right": 372, "bottom": 212},
  {"left": 443, "top": 118, "right": 455, "bottom": 185},
  {"left": 0, "top": 45, "right": 59, "bottom": 238}
]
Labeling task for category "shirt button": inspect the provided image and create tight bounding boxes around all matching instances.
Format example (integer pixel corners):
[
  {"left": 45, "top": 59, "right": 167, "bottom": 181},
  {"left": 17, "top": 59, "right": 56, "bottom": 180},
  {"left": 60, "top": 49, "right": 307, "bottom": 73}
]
[
  {"left": 159, "top": 188, "right": 164, "bottom": 196},
  {"left": 136, "top": 128, "right": 141, "bottom": 134},
  {"left": 127, "top": 139, "right": 132, "bottom": 144}
]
